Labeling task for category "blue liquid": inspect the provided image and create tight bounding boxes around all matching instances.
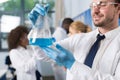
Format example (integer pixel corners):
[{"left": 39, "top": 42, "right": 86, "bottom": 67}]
[{"left": 29, "top": 38, "right": 53, "bottom": 47}]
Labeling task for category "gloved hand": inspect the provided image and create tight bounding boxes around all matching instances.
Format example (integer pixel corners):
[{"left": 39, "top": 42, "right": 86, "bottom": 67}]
[
  {"left": 27, "top": 3, "right": 52, "bottom": 47},
  {"left": 28, "top": 3, "right": 49, "bottom": 26},
  {"left": 42, "top": 44, "right": 75, "bottom": 69}
]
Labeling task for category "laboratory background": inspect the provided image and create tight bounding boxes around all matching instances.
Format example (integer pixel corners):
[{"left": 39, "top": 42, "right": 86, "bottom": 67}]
[{"left": 0, "top": 0, "right": 120, "bottom": 80}]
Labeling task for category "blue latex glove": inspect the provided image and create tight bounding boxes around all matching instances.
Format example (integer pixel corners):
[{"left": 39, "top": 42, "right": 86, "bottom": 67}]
[
  {"left": 28, "top": 3, "right": 49, "bottom": 26},
  {"left": 42, "top": 44, "right": 75, "bottom": 69}
]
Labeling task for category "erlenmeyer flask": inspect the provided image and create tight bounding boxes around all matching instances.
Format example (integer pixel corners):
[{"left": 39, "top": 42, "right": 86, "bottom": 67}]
[{"left": 28, "top": 3, "right": 54, "bottom": 47}]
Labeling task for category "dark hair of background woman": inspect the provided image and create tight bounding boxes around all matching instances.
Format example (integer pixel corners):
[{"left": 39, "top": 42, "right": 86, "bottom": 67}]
[{"left": 7, "top": 25, "right": 29, "bottom": 51}]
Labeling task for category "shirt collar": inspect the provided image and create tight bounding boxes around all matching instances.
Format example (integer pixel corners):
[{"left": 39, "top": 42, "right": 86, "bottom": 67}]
[{"left": 95, "top": 27, "right": 120, "bottom": 39}]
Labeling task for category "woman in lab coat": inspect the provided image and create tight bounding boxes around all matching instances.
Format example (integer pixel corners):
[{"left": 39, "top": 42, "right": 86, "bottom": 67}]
[
  {"left": 66, "top": 21, "right": 92, "bottom": 80},
  {"left": 7, "top": 26, "right": 49, "bottom": 80}
]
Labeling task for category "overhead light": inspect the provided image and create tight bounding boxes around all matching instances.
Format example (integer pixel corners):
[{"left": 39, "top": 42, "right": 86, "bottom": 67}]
[{"left": 0, "top": 0, "right": 9, "bottom": 4}]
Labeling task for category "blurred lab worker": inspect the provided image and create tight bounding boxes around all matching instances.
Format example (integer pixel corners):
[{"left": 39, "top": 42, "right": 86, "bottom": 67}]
[
  {"left": 52, "top": 18, "right": 73, "bottom": 80},
  {"left": 33, "top": 0, "right": 120, "bottom": 80},
  {"left": 52, "top": 18, "right": 74, "bottom": 41},
  {"left": 7, "top": 25, "right": 48, "bottom": 80},
  {"left": 68, "top": 21, "right": 92, "bottom": 36},
  {"left": 66, "top": 21, "right": 92, "bottom": 80}
]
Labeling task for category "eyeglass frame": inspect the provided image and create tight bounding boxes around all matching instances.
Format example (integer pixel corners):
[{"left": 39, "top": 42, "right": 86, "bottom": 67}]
[{"left": 90, "top": 1, "right": 119, "bottom": 9}]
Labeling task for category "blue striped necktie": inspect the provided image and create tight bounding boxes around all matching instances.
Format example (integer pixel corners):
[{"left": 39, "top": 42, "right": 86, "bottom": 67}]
[{"left": 84, "top": 34, "right": 105, "bottom": 68}]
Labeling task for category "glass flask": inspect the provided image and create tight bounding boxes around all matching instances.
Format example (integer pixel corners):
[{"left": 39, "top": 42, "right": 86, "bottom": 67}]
[{"left": 28, "top": 3, "right": 54, "bottom": 47}]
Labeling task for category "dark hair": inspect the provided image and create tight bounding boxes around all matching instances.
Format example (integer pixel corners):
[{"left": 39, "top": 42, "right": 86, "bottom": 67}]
[
  {"left": 62, "top": 18, "right": 74, "bottom": 34},
  {"left": 115, "top": 0, "right": 120, "bottom": 3},
  {"left": 7, "top": 25, "right": 29, "bottom": 51},
  {"left": 114, "top": 0, "right": 120, "bottom": 7},
  {"left": 114, "top": 0, "right": 120, "bottom": 18}
]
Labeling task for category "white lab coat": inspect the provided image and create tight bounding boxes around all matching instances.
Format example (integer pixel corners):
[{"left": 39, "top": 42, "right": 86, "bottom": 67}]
[
  {"left": 52, "top": 27, "right": 68, "bottom": 41},
  {"left": 9, "top": 45, "right": 51, "bottom": 80},
  {"left": 57, "top": 27, "right": 120, "bottom": 80},
  {"left": 52, "top": 27, "right": 67, "bottom": 80}
]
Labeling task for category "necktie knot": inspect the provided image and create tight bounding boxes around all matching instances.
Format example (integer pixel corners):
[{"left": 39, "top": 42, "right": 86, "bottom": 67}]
[{"left": 97, "top": 34, "right": 105, "bottom": 41}]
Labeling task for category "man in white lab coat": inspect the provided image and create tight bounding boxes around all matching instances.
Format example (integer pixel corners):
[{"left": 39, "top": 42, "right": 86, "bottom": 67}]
[
  {"left": 30, "top": 0, "right": 120, "bottom": 80},
  {"left": 41, "top": 0, "right": 120, "bottom": 80},
  {"left": 51, "top": 0, "right": 120, "bottom": 79}
]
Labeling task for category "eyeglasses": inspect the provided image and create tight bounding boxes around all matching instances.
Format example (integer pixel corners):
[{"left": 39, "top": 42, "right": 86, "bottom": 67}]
[{"left": 90, "top": 1, "right": 119, "bottom": 9}]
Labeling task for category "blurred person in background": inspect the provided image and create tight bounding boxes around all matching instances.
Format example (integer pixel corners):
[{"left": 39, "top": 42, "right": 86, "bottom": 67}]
[
  {"left": 7, "top": 25, "right": 44, "bottom": 80},
  {"left": 68, "top": 21, "right": 92, "bottom": 36},
  {"left": 52, "top": 18, "right": 74, "bottom": 41},
  {"left": 52, "top": 18, "right": 73, "bottom": 80}
]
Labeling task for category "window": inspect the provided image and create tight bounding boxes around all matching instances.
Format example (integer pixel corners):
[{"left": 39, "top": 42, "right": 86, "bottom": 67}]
[{"left": 0, "top": 0, "right": 55, "bottom": 51}]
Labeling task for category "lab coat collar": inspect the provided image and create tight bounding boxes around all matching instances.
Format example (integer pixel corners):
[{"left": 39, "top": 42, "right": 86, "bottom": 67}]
[{"left": 17, "top": 46, "right": 28, "bottom": 50}]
